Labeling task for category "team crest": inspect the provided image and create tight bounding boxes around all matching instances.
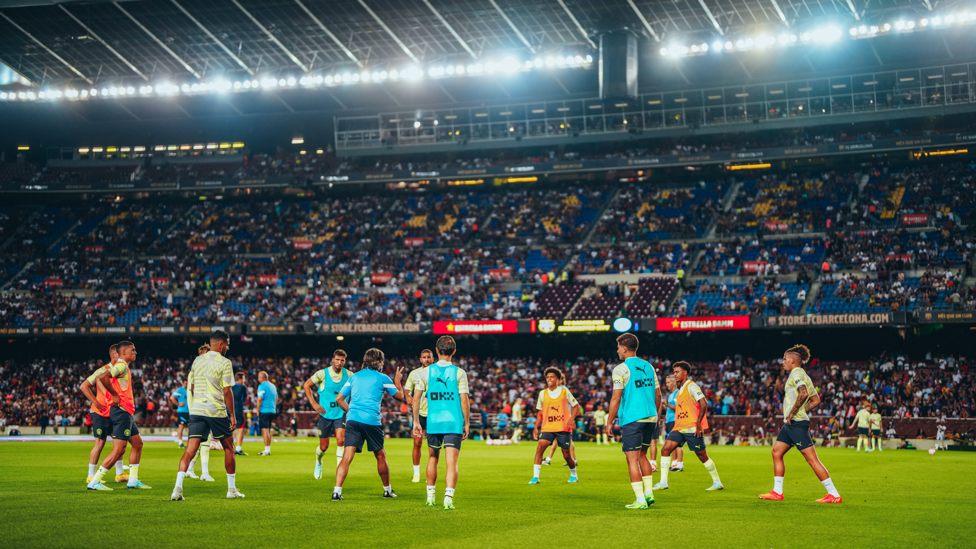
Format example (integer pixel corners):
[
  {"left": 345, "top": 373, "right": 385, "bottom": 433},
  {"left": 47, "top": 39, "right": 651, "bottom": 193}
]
[
  {"left": 539, "top": 319, "right": 556, "bottom": 334},
  {"left": 96, "top": 429, "right": 102, "bottom": 435},
  {"left": 124, "top": 429, "right": 131, "bottom": 436}
]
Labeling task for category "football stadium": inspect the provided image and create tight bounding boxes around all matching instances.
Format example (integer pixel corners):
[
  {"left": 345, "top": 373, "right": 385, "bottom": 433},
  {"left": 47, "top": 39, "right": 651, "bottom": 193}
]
[{"left": 0, "top": 0, "right": 974, "bottom": 546}]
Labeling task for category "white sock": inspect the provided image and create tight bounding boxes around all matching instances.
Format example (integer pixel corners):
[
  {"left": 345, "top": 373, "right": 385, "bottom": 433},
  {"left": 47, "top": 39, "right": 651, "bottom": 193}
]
[
  {"left": 773, "top": 476, "right": 784, "bottom": 495},
  {"left": 413, "top": 465, "right": 420, "bottom": 475},
  {"left": 642, "top": 475, "right": 654, "bottom": 496},
  {"left": 822, "top": 477, "right": 840, "bottom": 498},
  {"left": 201, "top": 461, "right": 210, "bottom": 478},
  {"left": 188, "top": 459, "right": 196, "bottom": 473},
  {"left": 660, "top": 457, "right": 671, "bottom": 485},
  {"left": 264, "top": 446, "right": 270, "bottom": 453},
  {"left": 175, "top": 471, "right": 186, "bottom": 489},
  {"left": 336, "top": 446, "right": 344, "bottom": 466},
  {"left": 128, "top": 464, "right": 139, "bottom": 484},
  {"left": 315, "top": 448, "right": 325, "bottom": 464},
  {"left": 88, "top": 463, "right": 97, "bottom": 477},
  {"left": 227, "top": 473, "right": 236, "bottom": 490},
  {"left": 333, "top": 486, "right": 342, "bottom": 496},
  {"left": 444, "top": 487, "right": 455, "bottom": 501},
  {"left": 426, "top": 485, "right": 436, "bottom": 500},
  {"left": 533, "top": 464, "right": 541, "bottom": 478},
  {"left": 703, "top": 459, "right": 721, "bottom": 484},
  {"left": 201, "top": 444, "right": 211, "bottom": 477},
  {"left": 569, "top": 467, "right": 577, "bottom": 477},
  {"left": 235, "top": 446, "right": 242, "bottom": 452},
  {"left": 631, "top": 481, "right": 644, "bottom": 502},
  {"left": 383, "top": 485, "right": 392, "bottom": 494},
  {"left": 115, "top": 460, "right": 124, "bottom": 475}
]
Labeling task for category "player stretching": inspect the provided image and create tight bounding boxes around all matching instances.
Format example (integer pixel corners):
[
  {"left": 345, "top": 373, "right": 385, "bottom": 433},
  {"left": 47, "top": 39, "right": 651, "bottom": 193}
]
[
  {"left": 529, "top": 367, "right": 581, "bottom": 485},
  {"left": 232, "top": 372, "right": 248, "bottom": 455},
  {"left": 759, "top": 344, "right": 842, "bottom": 503},
  {"left": 79, "top": 344, "right": 126, "bottom": 485},
  {"left": 170, "top": 380, "right": 190, "bottom": 448},
  {"left": 663, "top": 375, "right": 684, "bottom": 472},
  {"left": 303, "top": 349, "right": 350, "bottom": 479},
  {"left": 404, "top": 349, "right": 434, "bottom": 482},
  {"left": 869, "top": 405, "right": 883, "bottom": 452},
  {"left": 333, "top": 348, "right": 405, "bottom": 501},
  {"left": 87, "top": 341, "right": 150, "bottom": 491},
  {"left": 854, "top": 404, "right": 871, "bottom": 452},
  {"left": 171, "top": 330, "right": 243, "bottom": 500},
  {"left": 653, "top": 361, "right": 723, "bottom": 491},
  {"left": 256, "top": 371, "right": 279, "bottom": 456},
  {"left": 605, "top": 333, "right": 661, "bottom": 509},
  {"left": 413, "top": 336, "right": 469, "bottom": 510}
]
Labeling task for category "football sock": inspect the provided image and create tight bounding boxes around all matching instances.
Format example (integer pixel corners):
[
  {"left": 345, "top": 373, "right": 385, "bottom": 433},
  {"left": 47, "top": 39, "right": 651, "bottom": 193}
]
[
  {"left": 315, "top": 448, "right": 325, "bottom": 464},
  {"left": 660, "top": 458, "right": 671, "bottom": 485},
  {"left": 413, "top": 465, "right": 420, "bottom": 476},
  {"left": 175, "top": 471, "right": 186, "bottom": 489},
  {"left": 128, "top": 464, "right": 139, "bottom": 484},
  {"left": 383, "top": 485, "right": 392, "bottom": 495},
  {"left": 188, "top": 459, "right": 196, "bottom": 473},
  {"left": 336, "top": 446, "right": 344, "bottom": 466},
  {"left": 235, "top": 446, "right": 242, "bottom": 452},
  {"left": 872, "top": 438, "right": 877, "bottom": 450},
  {"left": 773, "top": 476, "right": 784, "bottom": 495},
  {"left": 856, "top": 438, "right": 862, "bottom": 451},
  {"left": 426, "top": 485, "right": 436, "bottom": 500},
  {"left": 703, "top": 459, "right": 721, "bottom": 483},
  {"left": 444, "top": 487, "right": 455, "bottom": 502},
  {"left": 533, "top": 464, "right": 541, "bottom": 478},
  {"left": 822, "top": 477, "right": 840, "bottom": 498},
  {"left": 569, "top": 467, "right": 577, "bottom": 477},
  {"left": 201, "top": 445, "right": 210, "bottom": 476},
  {"left": 642, "top": 475, "right": 654, "bottom": 496},
  {"left": 333, "top": 486, "right": 342, "bottom": 496},
  {"left": 227, "top": 473, "right": 236, "bottom": 490},
  {"left": 88, "top": 463, "right": 97, "bottom": 478},
  {"left": 115, "top": 460, "right": 124, "bottom": 475},
  {"left": 264, "top": 446, "right": 271, "bottom": 454},
  {"left": 631, "top": 481, "right": 644, "bottom": 502},
  {"left": 91, "top": 466, "right": 108, "bottom": 485}
]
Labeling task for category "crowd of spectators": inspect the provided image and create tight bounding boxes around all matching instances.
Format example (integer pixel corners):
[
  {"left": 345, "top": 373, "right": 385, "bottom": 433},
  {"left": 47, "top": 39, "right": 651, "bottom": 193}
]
[{"left": 594, "top": 182, "right": 725, "bottom": 243}]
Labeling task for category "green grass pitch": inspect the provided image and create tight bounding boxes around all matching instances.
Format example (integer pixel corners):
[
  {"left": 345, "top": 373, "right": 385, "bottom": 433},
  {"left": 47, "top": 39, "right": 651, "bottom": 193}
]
[{"left": 0, "top": 439, "right": 971, "bottom": 548}]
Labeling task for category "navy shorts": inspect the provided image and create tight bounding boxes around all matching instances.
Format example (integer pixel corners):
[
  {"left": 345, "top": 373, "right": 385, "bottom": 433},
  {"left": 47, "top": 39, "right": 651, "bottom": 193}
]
[
  {"left": 178, "top": 413, "right": 190, "bottom": 426},
  {"left": 189, "top": 415, "right": 234, "bottom": 442},
  {"left": 317, "top": 416, "right": 346, "bottom": 438},
  {"left": 427, "top": 433, "right": 463, "bottom": 450},
  {"left": 621, "top": 421, "right": 658, "bottom": 452},
  {"left": 92, "top": 414, "right": 112, "bottom": 440},
  {"left": 109, "top": 406, "right": 139, "bottom": 441},
  {"left": 871, "top": 429, "right": 881, "bottom": 437},
  {"left": 664, "top": 421, "right": 675, "bottom": 436},
  {"left": 235, "top": 411, "right": 245, "bottom": 428},
  {"left": 857, "top": 427, "right": 870, "bottom": 436},
  {"left": 259, "top": 413, "right": 277, "bottom": 429},
  {"left": 344, "top": 420, "right": 385, "bottom": 453},
  {"left": 540, "top": 431, "right": 572, "bottom": 449},
  {"left": 777, "top": 420, "right": 814, "bottom": 451},
  {"left": 666, "top": 430, "right": 705, "bottom": 452}
]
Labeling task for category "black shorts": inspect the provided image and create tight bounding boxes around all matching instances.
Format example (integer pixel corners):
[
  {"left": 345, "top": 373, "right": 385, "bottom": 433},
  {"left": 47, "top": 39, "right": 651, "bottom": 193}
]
[
  {"left": 92, "top": 414, "right": 112, "bottom": 440},
  {"left": 776, "top": 420, "right": 814, "bottom": 451},
  {"left": 109, "top": 406, "right": 139, "bottom": 441},
  {"left": 235, "top": 411, "right": 245, "bottom": 428},
  {"left": 178, "top": 413, "right": 190, "bottom": 426},
  {"left": 540, "top": 431, "right": 572, "bottom": 449},
  {"left": 857, "top": 427, "right": 869, "bottom": 436},
  {"left": 344, "top": 420, "right": 385, "bottom": 453},
  {"left": 317, "top": 416, "right": 346, "bottom": 438},
  {"left": 189, "top": 415, "right": 234, "bottom": 442},
  {"left": 427, "top": 433, "right": 463, "bottom": 450},
  {"left": 666, "top": 430, "right": 705, "bottom": 452},
  {"left": 259, "top": 413, "right": 277, "bottom": 429},
  {"left": 871, "top": 429, "right": 882, "bottom": 437},
  {"left": 665, "top": 421, "right": 675, "bottom": 436},
  {"left": 621, "top": 421, "right": 658, "bottom": 452}
]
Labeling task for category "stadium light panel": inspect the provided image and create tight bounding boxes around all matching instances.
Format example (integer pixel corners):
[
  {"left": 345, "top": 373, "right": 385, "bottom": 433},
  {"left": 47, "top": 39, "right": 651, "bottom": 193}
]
[
  {"left": 712, "top": 41, "right": 723, "bottom": 51},
  {"left": 921, "top": 18, "right": 929, "bottom": 26},
  {"left": 907, "top": 21, "right": 915, "bottom": 29},
  {"left": 134, "top": 146, "right": 145, "bottom": 152},
  {"left": 660, "top": 48, "right": 668, "bottom": 56}
]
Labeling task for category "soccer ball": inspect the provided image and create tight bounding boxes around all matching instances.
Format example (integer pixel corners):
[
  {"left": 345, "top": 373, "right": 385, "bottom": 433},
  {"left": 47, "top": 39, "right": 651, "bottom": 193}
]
[
  {"left": 171, "top": 431, "right": 178, "bottom": 437},
  {"left": 502, "top": 439, "right": 512, "bottom": 446},
  {"left": 928, "top": 448, "right": 936, "bottom": 455}
]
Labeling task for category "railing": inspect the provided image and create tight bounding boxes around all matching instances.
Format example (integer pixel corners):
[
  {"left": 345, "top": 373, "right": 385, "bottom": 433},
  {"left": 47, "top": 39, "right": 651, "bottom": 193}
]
[{"left": 336, "top": 62, "right": 976, "bottom": 151}]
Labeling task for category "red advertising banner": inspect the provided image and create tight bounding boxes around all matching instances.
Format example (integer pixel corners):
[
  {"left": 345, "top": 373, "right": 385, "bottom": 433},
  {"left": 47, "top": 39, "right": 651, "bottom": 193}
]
[
  {"left": 434, "top": 320, "right": 518, "bottom": 334},
  {"left": 258, "top": 275, "right": 279, "bottom": 285},
  {"left": 488, "top": 268, "right": 512, "bottom": 280},
  {"left": 901, "top": 213, "right": 929, "bottom": 225},
  {"left": 293, "top": 240, "right": 313, "bottom": 250},
  {"left": 371, "top": 273, "right": 393, "bottom": 284},
  {"left": 655, "top": 316, "right": 751, "bottom": 332},
  {"left": 742, "top": 261, "right": 767, "bottom": 274},
  {"left": 189, "top": 243, "right": 207, "bottom": 251},
  {"left": 764, "top": 222, "right": 789, "bottom": 231},
  {"left": 150, "top": 277, "right": 170, "bottom": 285},
  {"left": 85, "top": 245, "right": 104, "bottom": 253},
  {"left": 43, "top": 278, "right": 63, "bottom": 288},
  {"left": 403, "top": 237, "right": 425, "bottom": 247}
]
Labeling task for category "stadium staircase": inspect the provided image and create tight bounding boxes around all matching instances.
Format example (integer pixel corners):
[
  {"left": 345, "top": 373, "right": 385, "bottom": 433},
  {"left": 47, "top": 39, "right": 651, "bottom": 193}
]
[
  {"left": 1, "top": 261, "right": 33, "bottom": 290},
  {"left": 801, "top": 278, "right": 823, "bottom": 313},
  {"left": 581, "top": 187, "right": 621, "bottom": 246},
  {"left": 46, "top": 218, "right": 83, "bottom": 253},
  {"left": 0, "top": 209, "right": 41, "bottom": 251}
]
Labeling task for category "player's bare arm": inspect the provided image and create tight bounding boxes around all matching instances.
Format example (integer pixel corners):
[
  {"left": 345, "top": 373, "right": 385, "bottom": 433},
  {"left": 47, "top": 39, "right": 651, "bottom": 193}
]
[
  {"left": 411, "top": 386, "right": 426, "bottom": 437},
  {"left": 224, "top": 386, "right": 237, "bottom": 431},
  {"left": 390, "top": 367, "right": 406, "bottom": 402},
  {"left": 786, "top": 385, "right": 809, "bottom": 425},
  {"left": 655, "top": 385, "right": 663, "bottom": 418},
  {"left": 94, "top": 370, "right": 120, "bottom": 406},
  {"left": 336, "top": 393, "right": 349, "bottom": 413},
  {"left": 461, "top": 393, "right": 471, "bottom": 440},
  {"left": 303, "top": 377, "right": 326, "bottom": 415},
  {"left": 694, "top": 395, "right": 708, "bottom": 438},
  {"left": 605, "top": 388, "right": 623, "bottom": 437}
]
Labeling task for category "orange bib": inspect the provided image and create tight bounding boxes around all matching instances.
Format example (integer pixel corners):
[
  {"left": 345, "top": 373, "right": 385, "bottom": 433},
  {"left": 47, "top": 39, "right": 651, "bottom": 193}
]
[
  {"left": 541, "top": 388, "right": 574, "bottom": 433},
  {"left": 673, "top": 381, "right": 708, "bottom": 432},
  {"left": 110, "top": 360, "right": 135, "bottom": 415},
  {"left": 90, "top": 364, "right": 113, "bottom": 416}
]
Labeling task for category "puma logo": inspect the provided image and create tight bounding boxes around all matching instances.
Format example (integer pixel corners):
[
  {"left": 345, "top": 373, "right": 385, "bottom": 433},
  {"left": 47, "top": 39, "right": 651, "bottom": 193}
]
[
  {"left": 550, "top": 406, "right": 560, "bottom": 413},
  {"left": 434, "top": 377, "right": 448, "bottom": 387},
  {"left": 635, "top": 365, "right": 646, "bottom": 375}
]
